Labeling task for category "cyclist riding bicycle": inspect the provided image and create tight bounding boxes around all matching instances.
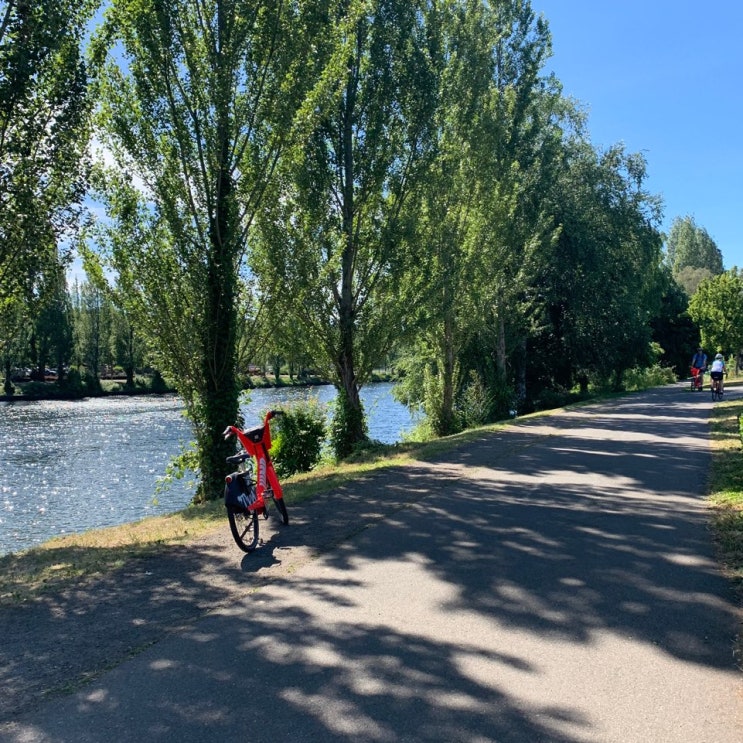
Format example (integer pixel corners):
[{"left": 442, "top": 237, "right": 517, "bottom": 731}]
[
  {"left": 690, "top": 347, "right": 707, "bottom": 390},
  {"left": 710, "top": 353, "right": 726, "bottom": 395},
  {"left": 691, "top": 347, "right": 707, "bottom": 373}
]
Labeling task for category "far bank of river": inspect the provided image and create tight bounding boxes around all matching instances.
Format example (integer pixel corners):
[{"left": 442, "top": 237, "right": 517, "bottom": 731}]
[{"left": 0, "top": 382, "right": 416, "bottom": 556}]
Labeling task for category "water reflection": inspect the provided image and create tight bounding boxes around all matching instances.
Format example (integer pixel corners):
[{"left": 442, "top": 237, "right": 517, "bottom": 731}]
[
  {"left": 0, "top": 396, "right": 193, "bottom": 557},
  {"left": 0, "top": 383, "right": 414, "bottom": 555}
]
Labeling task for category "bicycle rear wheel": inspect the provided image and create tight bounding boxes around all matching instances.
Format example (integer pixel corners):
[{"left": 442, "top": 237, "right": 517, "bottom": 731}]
[{"left": 227, "top": 508, "right": 259, "bottom": 552}]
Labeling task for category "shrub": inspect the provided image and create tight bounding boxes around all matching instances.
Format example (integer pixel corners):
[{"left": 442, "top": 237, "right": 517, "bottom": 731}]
[
  {"left": 83, "top": 371, "right": 102, "bottom": 394},
  {"left": 271, "top": 401, "right": 327, "bottom": 478},
  {"left": 623, "top": 364, "right": 676, "bottom": 391},
  {"left": 149, "top": 370, "right": 169, "bottom": 393},
  {"left": 60, "top": 368, "right": 85, "bottom": 396},
  {"left": 457, "top": 371, "right": 492, "bottom": 429},
  {"left": 329, "top": 392, "right": 367, "bottom": 460}
]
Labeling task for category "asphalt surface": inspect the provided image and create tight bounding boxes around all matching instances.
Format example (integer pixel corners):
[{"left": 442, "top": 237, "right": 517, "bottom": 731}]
[{"left": 2, "top": 383, "right": 742, "bottom": 742}]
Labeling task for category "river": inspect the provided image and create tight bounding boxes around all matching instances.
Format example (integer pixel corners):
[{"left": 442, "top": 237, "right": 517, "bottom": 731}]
[{"left": 0, "top": 382, "right": 416, "bottom": 556}]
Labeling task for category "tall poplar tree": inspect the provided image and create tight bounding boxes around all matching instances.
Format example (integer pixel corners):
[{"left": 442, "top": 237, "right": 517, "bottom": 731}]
[
  {"left": 666, "top": 215, "right": 723, "bottom": 276},
  {"left": 90, "top": 0, "right": 332, "bottom": 500},
  {"left": 254, "top": 0, "right": 438, "bottom": 457},
  {"left": 398, "top": 0, "right": 562, "bottom": 434},
  {"left": 396, "top": 0, "right": 497, "bottom": 437}
]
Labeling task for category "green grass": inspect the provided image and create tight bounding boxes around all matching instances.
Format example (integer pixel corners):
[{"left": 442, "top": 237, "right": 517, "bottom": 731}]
[{"left": 708, "top": 379, "right": 743, "bottom": 596}]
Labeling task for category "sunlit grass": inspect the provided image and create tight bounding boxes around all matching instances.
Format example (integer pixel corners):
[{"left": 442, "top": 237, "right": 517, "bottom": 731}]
[
  {"left": 708, "top": 379, "right": 743, "bottom": 595},
  {"left": 0, "top": 504, "right": 227, "bottom": 604}
]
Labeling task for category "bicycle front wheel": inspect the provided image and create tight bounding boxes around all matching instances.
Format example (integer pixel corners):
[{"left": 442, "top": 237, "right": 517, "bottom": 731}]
[
  {"left": 263, "top": 487, "right": 289, "bottom": 525},
  {"left": 273, "top": 497, "right": 289, "bottom": 525},
  {"left": 227, "top": 508, "right": 259, "bottom": 552}
]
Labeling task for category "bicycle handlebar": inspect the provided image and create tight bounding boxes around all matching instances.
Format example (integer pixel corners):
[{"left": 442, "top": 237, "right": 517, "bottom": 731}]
[{"left": 223, "top": 409, "right": 285, "bottom": 453}]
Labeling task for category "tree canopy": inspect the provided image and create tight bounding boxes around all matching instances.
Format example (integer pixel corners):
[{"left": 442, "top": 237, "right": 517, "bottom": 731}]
[
  {"left": 688, "top": 268, "right": 743, "bottom": 357},
  {"left": 3, "top": 0, "right": 715, "bottom": 505},
  {"left": 254, "top": 0, "right": 439, "bottom": 456},
  {"left": 0, "top": 0, "right": 94, "bottom": 304},
  {"left": 665, "top": 215, "right": 723, "bottom": 294}
]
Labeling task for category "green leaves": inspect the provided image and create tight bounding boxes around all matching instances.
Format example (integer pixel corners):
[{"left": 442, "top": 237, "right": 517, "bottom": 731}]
[
  {"left": 666, "top": 215, "right": 724, "bottom": 295},
  {"left": 688, "top": 268, "right": 743, "bottom": 356},
  {"left": 0, "top": 0, "right": 95, "bottom": 304},
  {"left": 531, "top": 141, "right": 664, "bottom": 390},
  {"left": 90, "top": 0, "right": 337, "bottom": 498}
]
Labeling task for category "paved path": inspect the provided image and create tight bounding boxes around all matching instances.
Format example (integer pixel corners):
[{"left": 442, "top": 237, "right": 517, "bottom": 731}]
[{"left": 2, "top": 384, "right": 742, "bottom": 742}]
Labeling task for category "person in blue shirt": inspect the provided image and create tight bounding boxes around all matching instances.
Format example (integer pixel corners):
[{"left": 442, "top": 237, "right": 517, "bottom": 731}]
[
  {"left": 691, "top": 347, "right": 707, "bottom": 371},
  {"left": 690, "top": 347, "right": 707, "bottom": 390}
]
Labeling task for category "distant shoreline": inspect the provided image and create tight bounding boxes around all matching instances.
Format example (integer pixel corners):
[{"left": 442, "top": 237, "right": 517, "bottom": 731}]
[{"left": 0, "top": 373, "right": 393, "bottom": 404}]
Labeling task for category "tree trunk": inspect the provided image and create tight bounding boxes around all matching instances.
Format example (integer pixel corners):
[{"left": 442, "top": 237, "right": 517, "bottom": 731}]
[
  {"left": 332, "top": 59, "right": 366, "bottom": 458},
  {"left": 195, "top": 5, "right": 241, "bottom": 503},
  {"left": 439, "top": 311, "right": 457, "bottom": 436},
  {"left": 514, "top": 336, "right": 527, "bottom": 409},
  {"left": 125, "top": 326, "right": 135, "bottom": 388},
  {"left": 4, "top": 359, "right": 13, "bottom": 396},
  {"left": 55, "top": 346, "right": 66, "bottom": 385},
  {"left": 334, "top": 315, "right": 366, "bottom": 457},
  {"left": 495, "top": 313, "right": 507, "bottom": 378},
  {"left": 197, "top": 132, "right": 239, "bottom": 502}
]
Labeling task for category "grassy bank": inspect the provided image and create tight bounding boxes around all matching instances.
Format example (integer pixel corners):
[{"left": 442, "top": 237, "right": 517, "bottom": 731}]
[
  {"left": 708, "top": 379, "right": 743, "bottom": 597},
  {"left": 0, "top": 414, "right": 527, "bottom": 606}
]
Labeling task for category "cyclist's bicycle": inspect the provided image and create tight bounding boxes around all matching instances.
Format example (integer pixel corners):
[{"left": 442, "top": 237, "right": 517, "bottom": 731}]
[
  {"left": 710, "top": 374, "right": 724, "bottom": 402},
  {"left": 222, "top": 410, "right": 288, "bottom": 553},
  {"left": 690, "top": 366, "right": 705, "bottom": 391}
]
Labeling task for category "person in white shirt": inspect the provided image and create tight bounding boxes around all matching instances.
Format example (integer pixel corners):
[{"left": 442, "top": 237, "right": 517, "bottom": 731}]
[{"left": 710, "top": 353, "right": 726, "bottom": 395}]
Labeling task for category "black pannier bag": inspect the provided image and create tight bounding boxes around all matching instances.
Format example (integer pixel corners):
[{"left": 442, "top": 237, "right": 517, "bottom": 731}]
[{"left": 224, "top": 472, "right": 257, "bottom": 512}]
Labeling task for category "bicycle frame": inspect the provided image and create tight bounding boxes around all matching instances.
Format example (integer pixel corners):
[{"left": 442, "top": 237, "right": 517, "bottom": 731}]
[
  {"left": 690, "top": 366, "right": 704, "bottom": 391},
  {"left": 223, "top": 410, "right": 284, "bottom": 515}
]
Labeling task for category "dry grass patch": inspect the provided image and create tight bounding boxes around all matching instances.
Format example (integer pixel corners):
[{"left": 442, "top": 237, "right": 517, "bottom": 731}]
[{"left": 0, "top": 503, "right": 226, "bottom": 604}]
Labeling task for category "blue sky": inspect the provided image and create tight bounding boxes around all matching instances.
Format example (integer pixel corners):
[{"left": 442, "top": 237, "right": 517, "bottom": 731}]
[{"left": 533, "top": 0, "right": 743, "bottom": 270}]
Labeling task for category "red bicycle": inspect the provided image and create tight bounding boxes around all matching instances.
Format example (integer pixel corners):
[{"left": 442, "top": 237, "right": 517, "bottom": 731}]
[
  {"left": 690, "top": 366, "right": 705, "bottom": 392},
  {"left": 222, "top": 410, "right": 289, "bottom": 553}
]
